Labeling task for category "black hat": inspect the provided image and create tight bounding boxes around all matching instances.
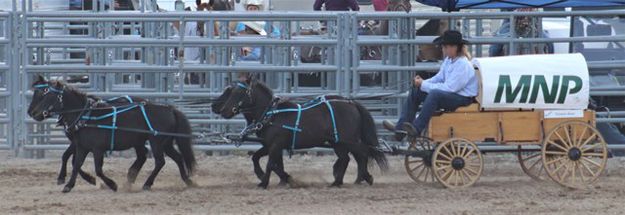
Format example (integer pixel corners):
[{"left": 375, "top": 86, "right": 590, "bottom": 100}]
[{"left": 433, "top": 30, "right": 468, "bottom": 45}]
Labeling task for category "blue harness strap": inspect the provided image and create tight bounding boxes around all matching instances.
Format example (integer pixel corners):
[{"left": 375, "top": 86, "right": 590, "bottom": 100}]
[
  {"left": 109, "top": 106, "right": 118, "bottom": 152},
  {"left": 281, "top": 104, "right": 302, "bottom": 151},
  {"left": 139, "top": 104, "right": 158, "bottom": 136},
  {"left": 320, "top": 96, "right": 339, "bottom": 143},
  {"left": 266, "top": 95, "right": 340, "bottom": 150}
]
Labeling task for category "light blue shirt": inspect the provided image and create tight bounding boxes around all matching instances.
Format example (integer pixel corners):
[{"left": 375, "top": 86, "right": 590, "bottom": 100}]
[{"left": 420, "top": 56, "right": 478, "bottom": 97}]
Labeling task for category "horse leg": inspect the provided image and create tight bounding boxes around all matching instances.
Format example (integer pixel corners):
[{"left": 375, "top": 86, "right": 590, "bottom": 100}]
[
  {"left": 251, "top": 146, "right": 267, "bottom": 180},
  {"left": 273, "top": 155, "right": 291, "bottom": 186},
  {"left": 253, "top": 147, "right": 289, "bottom": 185},
  {"left": 59, "top": 143, "right": 96, "bottom": 185},
  {"left": 163, "top": 143, "right": 196, "bottom": 187},
  {"left": 62, "top": 145, "right": 88, "bottom": 193},
  {"left": 142, "top": 142, "right": 166, "bottom": 191},
  {"left": 258, "top": 145, "right": 281, "bottom": 189},
  {"left": 330, "top": 145, "right": 350, "bottom": 187},
  {"left": 351, "top": 146, "right": 374, "bottom": 185},
  {"left": 57, "top": 143, "right": 73, "bottom": 185},
  {"left": 127, "top": 144, "right": 148, "bottom": 185},
  {"left": 93, "top": 150, "right": 118, "bottom": 191}
]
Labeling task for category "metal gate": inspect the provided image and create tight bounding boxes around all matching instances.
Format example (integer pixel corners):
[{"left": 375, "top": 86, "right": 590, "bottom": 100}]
[{"left": 3, "top": 1, "right": 625, "bottom": 157}]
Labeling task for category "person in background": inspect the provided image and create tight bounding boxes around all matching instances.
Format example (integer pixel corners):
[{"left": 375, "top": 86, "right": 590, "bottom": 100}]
[
  {"left": 314, "top": 0, "right": 360, "bottom": 11},
  {"left": 234, "top": 0, "right": 280, "bottom": 38},
  {"left": 234, "top": 0, "right": 280, "bottom": 61},
  {"left": 373, "top": 0, "right": 388, "bottom": 11},
  {"left": 489, "top": 8, "right": 553, "bottom": 56},
  {"left": 382, "top": 30, "right": 478, "bottom": 140}
]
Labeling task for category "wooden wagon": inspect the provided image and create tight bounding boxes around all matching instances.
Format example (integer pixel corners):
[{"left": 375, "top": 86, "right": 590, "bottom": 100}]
[{"left": 402, "top": 54, "right": 609, "bottom": 189}]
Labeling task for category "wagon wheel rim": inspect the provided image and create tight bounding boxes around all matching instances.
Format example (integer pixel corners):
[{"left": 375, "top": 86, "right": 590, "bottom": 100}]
[
  {"left": 404, "top": 137, "right": 437, "bottom": 183},
  {"left": 517, "top": 145, "right": 547, "bottom": 181},
  {"left": 432, "top": 138, "right": 483, "bottom": 189},
  {"left": 541, "top": 121, "right": 608, "bottom": 189}
]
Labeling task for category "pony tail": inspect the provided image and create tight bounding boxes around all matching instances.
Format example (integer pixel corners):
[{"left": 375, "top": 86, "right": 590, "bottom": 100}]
[{"left": 173, "top": 109, "right": 197, "bottom": 176}]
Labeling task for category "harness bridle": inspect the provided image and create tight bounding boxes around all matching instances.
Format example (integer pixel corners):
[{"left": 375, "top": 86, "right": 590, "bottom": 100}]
[{"left": 33, "top": 83, "right": 66, "bottom": 118}]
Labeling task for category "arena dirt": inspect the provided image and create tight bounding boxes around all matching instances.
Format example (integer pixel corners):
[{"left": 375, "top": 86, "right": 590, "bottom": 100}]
[{"left": 1, "top": 152, "right": 625, "bottom": 214}]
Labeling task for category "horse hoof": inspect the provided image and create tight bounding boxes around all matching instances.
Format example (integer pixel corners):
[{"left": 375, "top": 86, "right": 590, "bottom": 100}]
[
  {"left": 86, "top": 177, "right": 97, "bottom": 185},
  {"left": 62, "top": 186, "right": 72, "bottom": 193},
  {"left": 366, "top": 177, "right": 374, "bottom": 186},
  {"left": 257, "top": 182, "right": 269, "bottom": 189},
  {"left": 329, "top": 182, "right": 343, "bottom": 188},
  {"left": 57, "top": 178, "right": 65, "bottom": 185},
  {"left": 109, "top": 183, "right": 118, "bottom": 192},
  {"left": 142, "top": 185, "right": 152, "bottom": 191},
  {"left": 277, "top": 180, "right": 288, "bottom": 186},
  {"left": 186, "top": 180, "right": 199, "bottom": 188}
]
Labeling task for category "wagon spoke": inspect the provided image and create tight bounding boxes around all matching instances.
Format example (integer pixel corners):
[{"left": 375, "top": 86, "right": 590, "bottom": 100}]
[
  {"left": 462, "top": 148, "right": 476, "bottom": 160},
  {"left": 440, "top": 167, "right": 454, "bottom": 181},
  {"left": 575, "top": 126, "right": 588, "bottom": 147},
  {"left": 544, "top": 156, "right": 567, "bottom": 166},
  {"left": 435, "top": 160, "right": 451, "bottom": 165},
  {"left": 563, "top": 125, "right": 574, "bottom": 149},
  {"left": 410, "top": 162, "right": 425, "bottom": 172},
  {"left": 582, "top": 152, "right": 605, "bottom": 157},
  {"left": 449, "top": 142, "right": 458, "bottom": 157},
  {"left": 545, "top": 151, "right": 567, "bottom": 156},
  {"left": 459, "top": 170, "right": 467, "bottom": 185},
  {"left": 554, "top": 130, "right": 570, "bottom": 149},
  {"left": 581, "top": 142, "right": 602, "bottom": 152},
  {"left": 571, "top": 161, "right": 577, "bottom": 185},
  {"left": 528, "top": 157, "right": 542, "bottom": 171},
  {"left": 580, "top": 158, "right": 598, "bottom": 177},
  {"left": 547, "top": 140, "right": 568, "bottom": 152},
  {"left": 581, "top": 157, "right": 602, "bottom": 168},
  {"left": 521, "top": 153, "right": 541, "bottom": 162},
  {"left": 464, "top": 166, "right": 479, "bottom": 176},
  {"left": 578, "top": 133, "right": 597, "bottom": 149},
  {"left": 577, "top": 161, "right": 587, "bottom": 183},
  {"left": 437, "top": 152, "right": 453, "bottom": 161},
  {"left": 415, "top": 164, "right": 427, "bottom": 179},
  {"left": 408, "top": 159, "right": 424, "bottom": 164},
  {"left": 442, "top": 146, "right": 454, "bottom": 159}
]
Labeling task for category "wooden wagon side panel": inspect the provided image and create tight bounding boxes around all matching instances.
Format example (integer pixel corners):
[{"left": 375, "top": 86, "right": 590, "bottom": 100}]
[
  {"left": 428, "top": 112, "right": 499, "bottom": 143},
  {"left": 500, "top": 112, "right": 542, "bottom": 143}
]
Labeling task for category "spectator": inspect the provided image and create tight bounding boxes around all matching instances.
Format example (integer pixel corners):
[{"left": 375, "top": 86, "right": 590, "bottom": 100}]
[
  {"left": 234, "top": 0, "right": 280, "bottom": 38},
  {"left": 373, "top": 0, "right": 388, "bottom": 11},
  {"left": 489, "top": 8, "right": 554, "bottom": 56},
  {"left": 237, "top": 22, "right": 264, "bottom": 61},
  {"left": 313, "top": 0, "right": 360, "bottom": 11}
]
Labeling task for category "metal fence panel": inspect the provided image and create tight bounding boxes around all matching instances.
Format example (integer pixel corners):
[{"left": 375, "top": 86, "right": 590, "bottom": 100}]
[{"left": 2, "top": 7, "right": 625, "bottom": 157}]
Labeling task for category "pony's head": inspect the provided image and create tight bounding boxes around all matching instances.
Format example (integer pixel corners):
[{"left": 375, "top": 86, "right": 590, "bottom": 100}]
[
  {"left": 27, "top": 75, "right": 66, "bottom": 121},
  {"left": 215, "top": 79, "right": 255, "bottom": 119}
]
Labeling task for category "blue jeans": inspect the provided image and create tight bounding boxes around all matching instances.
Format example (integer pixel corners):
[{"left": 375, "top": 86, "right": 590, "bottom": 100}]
[
  {"left": 596, "top": 122, "right": 625, "bottom": 157},
  {"left": 396, "top": 87, "right": 473, "bottom": 134}
]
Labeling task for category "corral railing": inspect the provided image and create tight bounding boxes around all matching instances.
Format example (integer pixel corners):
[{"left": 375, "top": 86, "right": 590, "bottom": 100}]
[{"left": 3, "top": 3, "right": 625, "bottom": 157}]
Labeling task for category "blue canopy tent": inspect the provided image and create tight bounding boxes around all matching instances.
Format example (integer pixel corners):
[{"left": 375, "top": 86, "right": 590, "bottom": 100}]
[{"left": 416, "top": 0, "right": 625, "bottom": 11}]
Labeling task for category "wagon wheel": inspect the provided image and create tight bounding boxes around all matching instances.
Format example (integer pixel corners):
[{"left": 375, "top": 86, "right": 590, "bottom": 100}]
[
  {"left": 404, "top": 137, "right": 437, "bottom": 183},
  {"left": 432, "top": 138, "right": 483, "bottom": 189},
  {"left": 541, "top": 121, "right": 608, "bottom": 189},
  {"left": 517, "top": 145, "right": 547, "bottom": 181}
]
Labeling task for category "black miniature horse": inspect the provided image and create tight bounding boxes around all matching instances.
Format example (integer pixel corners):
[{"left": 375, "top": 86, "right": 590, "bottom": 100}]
[
  {"left": 56, "top": 96, "right": 149, "bottom": 186},
  {"left": 213, "top": 79, "right": 388, "bottom": 188},
  {"left": 28, "top": 75, "right": 197, "bottom": 193}
]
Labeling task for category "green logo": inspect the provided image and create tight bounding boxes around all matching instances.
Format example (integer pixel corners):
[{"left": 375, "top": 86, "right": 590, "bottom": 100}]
[{"left": 494, "top": 75, "right": 582, "bottom": 104}]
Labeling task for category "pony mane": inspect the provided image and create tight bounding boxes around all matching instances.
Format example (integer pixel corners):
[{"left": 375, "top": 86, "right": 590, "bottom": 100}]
[
  {"left": 252, "top": 81, "right": 274, "bottom": 98},
  {"left": 52, "top": 80, "right": 101, "bottom": 101}
]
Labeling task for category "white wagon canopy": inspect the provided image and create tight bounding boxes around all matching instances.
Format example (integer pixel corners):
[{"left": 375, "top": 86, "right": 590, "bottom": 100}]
[{"left": 475, "top": 53, "right": 590, "bottom": 110}]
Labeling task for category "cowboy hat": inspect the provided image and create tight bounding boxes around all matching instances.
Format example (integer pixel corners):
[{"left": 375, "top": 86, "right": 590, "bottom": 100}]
[
  {"left": 433, "top": 30, "right": 468, "bottom": 45},
  {"left": 241, "top": 21, "right": 268, "bottom": 36}
]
